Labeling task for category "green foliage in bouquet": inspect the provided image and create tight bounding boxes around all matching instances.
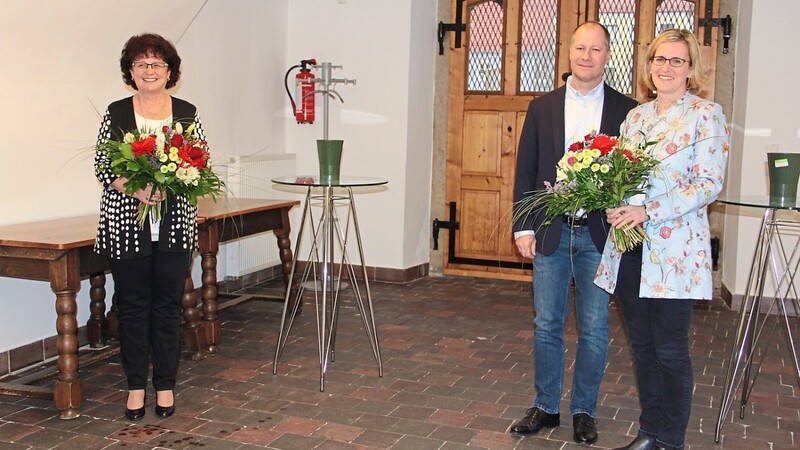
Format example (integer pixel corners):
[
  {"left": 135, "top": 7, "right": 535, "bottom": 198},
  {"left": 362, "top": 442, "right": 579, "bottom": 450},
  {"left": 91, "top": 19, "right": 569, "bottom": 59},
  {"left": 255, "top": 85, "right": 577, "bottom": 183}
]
[
  {"left": 514, "top": 132, "right": 658, "bottom": 252},
  {"left": 97, "top": 121, "right": 225, "bottom": 227}
]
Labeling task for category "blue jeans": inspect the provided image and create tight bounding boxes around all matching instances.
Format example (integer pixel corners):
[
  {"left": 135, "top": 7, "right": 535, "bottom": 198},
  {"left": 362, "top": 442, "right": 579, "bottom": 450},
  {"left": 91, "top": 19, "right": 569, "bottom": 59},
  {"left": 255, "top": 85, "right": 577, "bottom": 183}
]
[
  {"left": 531, "top": 224, "right": 610, "bottom": 417},
  {"left": 616, "top": 246, "right": 693, "bottom": 450}
]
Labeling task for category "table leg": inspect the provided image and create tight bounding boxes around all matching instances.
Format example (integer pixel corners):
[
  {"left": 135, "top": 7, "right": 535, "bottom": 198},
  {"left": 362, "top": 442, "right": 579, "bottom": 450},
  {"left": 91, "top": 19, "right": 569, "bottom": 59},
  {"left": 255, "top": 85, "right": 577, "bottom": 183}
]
[
  {"left": 341, "top": 188, "right": 382, "bottom": 375},
  {"left": 181, "top": 269, "right": 204, "bottom": 358},
  {"left": 106, "top": 294, "right": 119, "bottom": 342},
  {"left": 715, "top": 208, "right": 774, "bottom": 441},
  {"left": 274, "top": 189, "right": 311, "bottom": 373},
  {"left": 276, "top": 226, "right": 300, "bottom": 313},
  {"left": 319, "top": 186, "right": 335, "bottom": 391},
  {"left": 87, "top": 273, "right": 107, "bottom": 348},
  {"left": 49, "top": 252, "right": 83, "bottom": 420},
  {"left": 739, "top": 219, "right": 800, "bottom": 405},
  {"left": 273, "top": 188, "right": 382, "bottom": 392},
  {"left": 276, "top": 226, "right": 294, "bottom": 288},
  {"left": 198, "top": 249, "right": 220, "bottom": 354}
]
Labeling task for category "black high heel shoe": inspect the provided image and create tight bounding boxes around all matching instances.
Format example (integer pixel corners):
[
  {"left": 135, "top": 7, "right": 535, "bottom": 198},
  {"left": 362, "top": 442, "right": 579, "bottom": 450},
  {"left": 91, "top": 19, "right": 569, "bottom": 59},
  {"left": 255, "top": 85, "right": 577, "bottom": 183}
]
[
  {"left": 124, "top": 393, "right": 146, "bottom": 421},
  {"left": 125, "top": 405, "right": 146, "bottom": 420},
  {"left": 155, "top": 403, "right": 175, "bottom": 418},
  {"left": 155, "top": 390, "right": 175, "bottom": 418}
]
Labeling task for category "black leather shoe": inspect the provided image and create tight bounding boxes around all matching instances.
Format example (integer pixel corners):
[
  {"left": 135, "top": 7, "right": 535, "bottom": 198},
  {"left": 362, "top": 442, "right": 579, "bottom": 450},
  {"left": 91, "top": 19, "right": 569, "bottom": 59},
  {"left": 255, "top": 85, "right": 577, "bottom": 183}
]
[
  {"left": 509, "top": 407, "right": 560, "bottom": 434},
  {"left": 573, "top": 413, "right": 598, "bottom": 444},
  {"left": 155, "top": 404, "right": 175, "bottom": 418},
  {"left": 124, "top": 405, "right": 145, "bottom": 421},
  {"left": 613, "top": 435, "right": 656, "bottom": 450}
]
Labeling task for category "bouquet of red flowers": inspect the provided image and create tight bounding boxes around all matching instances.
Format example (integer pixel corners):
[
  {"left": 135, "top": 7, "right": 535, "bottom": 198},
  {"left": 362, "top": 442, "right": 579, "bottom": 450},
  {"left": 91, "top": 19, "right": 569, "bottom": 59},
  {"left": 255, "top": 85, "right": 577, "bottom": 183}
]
[
  {"left": 514, "top": 132, "right": 658, "bottom": 252},
  {"left": 97, "top": 121, "right": 224, "bottom": 227}
]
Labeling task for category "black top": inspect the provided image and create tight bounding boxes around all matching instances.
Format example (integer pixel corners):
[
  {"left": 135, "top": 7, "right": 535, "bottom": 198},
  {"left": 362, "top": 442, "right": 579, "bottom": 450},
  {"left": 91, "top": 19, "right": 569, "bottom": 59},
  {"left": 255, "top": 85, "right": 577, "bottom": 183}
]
[{"left": 93, "top": 96, "right": 205, "bottom": 259}]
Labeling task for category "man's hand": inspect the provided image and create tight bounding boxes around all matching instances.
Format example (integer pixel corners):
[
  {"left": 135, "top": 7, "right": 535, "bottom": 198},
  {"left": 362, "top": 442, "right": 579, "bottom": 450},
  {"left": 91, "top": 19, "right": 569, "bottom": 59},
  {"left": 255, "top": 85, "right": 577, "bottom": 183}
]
[{"left": 515, "top": 234, "right": 536, "bottom": 259}]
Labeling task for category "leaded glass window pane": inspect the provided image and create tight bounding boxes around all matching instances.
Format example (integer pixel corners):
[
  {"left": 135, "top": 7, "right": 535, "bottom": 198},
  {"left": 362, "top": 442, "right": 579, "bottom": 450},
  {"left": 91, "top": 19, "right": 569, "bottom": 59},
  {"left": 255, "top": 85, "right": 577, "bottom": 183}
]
[
  {"left": 598, "top": 0, "right": 636, "bottom": 95},
  {"left": 656, "top": 0, "right": 696, "bottom": 34},
  {"left": 467, "top": 1, "right": 504, "bottom": 92},
  {"left": 519, "top": 0, "right": 558, "bottom": 93}
]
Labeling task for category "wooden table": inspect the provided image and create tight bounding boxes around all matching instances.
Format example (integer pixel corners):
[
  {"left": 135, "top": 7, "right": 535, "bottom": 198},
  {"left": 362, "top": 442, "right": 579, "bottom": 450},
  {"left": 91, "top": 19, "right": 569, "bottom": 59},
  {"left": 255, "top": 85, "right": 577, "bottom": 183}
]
[{"left": 0, "top": 197, "right": 298, "bottom": 419}]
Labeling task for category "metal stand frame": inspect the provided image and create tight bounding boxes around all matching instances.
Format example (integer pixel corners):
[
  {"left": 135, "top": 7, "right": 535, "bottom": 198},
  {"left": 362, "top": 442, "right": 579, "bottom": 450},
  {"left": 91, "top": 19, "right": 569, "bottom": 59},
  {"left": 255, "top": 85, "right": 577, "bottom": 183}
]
[
  {"left": 273, "top": 185, "right": 383, "bottom": 391},
  {"left": 715, "top": 208, "right": 800, "bottom": 442}
]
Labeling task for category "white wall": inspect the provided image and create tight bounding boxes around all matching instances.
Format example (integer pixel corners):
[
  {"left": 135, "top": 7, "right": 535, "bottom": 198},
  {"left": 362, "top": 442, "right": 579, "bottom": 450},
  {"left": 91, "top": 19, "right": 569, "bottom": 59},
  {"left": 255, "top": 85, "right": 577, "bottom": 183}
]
[
  {"left": 404, "top": 0, "right": 437, "bottom": 266},
  {"left": 721, "top": 0, "right": 800, "bottom": 296},
  {"left": 0, "top": 0, "right": 291, "bottom": 351},
  {"left": 0, "top": 0, "right": 434, "bottom": 352},
  {"left": 285, "top": 0, "right": 435, "bottom": 270}
]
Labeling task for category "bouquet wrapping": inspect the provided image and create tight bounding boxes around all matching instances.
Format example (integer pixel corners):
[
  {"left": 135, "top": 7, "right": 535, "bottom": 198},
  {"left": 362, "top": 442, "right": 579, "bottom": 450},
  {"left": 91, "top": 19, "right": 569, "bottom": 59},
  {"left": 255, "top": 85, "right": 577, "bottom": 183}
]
[
  {"left": 514, "top": 132, "right": 658, "bottom": 252},
  {"left": 97, "top": 121, "right": 224, "bottom": 227}
]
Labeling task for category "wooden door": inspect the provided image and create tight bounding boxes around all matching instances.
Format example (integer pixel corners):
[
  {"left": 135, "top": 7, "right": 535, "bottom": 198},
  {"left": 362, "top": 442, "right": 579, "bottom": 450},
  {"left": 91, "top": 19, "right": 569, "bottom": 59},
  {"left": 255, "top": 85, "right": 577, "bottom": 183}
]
[{"left": 443, "top": 0, "right": 720, "bottom": 281}]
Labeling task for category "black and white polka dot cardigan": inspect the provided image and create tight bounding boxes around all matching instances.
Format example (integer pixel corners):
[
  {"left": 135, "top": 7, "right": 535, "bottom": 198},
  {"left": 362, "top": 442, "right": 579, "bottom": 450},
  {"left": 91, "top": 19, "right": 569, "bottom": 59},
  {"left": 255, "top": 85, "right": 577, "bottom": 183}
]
[{"left": 94, "top": 96, "right": 204, "bottom": 259}]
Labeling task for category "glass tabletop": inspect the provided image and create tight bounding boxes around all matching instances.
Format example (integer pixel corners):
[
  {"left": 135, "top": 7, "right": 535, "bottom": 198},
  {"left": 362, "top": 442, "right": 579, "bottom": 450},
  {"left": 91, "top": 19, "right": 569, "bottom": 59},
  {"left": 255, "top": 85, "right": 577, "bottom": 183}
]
[
  {"left": 717, "top": 194, "right": 800, "bottom": 211},
  {"left": 271, "top": 175, "right": 388, "bottom": 187}
]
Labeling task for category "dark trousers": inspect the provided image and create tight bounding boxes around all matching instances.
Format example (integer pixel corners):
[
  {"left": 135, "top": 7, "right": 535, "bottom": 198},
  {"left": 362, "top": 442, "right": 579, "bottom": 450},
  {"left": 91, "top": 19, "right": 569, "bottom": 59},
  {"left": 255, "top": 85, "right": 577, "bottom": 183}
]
[
  {"left": 110, "top": 244, "right": 190, "bottom": 391},
  {"left": 616, "top": 246, "right": 693, "bottom": 450}
]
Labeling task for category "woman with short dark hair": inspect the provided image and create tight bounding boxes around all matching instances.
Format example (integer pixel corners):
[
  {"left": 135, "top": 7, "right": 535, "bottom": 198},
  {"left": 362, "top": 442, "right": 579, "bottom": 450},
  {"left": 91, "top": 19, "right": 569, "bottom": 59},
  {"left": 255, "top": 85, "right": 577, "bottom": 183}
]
[{"left": 94, "top": 33, "right": 207, "bottom": 421}]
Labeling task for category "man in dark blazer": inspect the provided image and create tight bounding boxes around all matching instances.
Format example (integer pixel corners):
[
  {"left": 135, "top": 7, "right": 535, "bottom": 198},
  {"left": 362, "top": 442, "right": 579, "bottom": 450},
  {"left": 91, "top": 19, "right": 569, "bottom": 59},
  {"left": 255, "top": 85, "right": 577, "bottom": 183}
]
[{"left": 510, "top": 22, "right": 638, "bottom": 445}]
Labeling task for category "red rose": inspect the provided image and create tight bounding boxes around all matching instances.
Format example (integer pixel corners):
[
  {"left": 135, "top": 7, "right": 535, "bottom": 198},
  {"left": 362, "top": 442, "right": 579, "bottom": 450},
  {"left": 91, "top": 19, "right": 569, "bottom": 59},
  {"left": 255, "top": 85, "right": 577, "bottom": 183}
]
[
  {"left": 591, "top": 134, "right": 618, "bottom": 155},
  {"left": 131, "top": 135, "right": 157, "bottom": 157},
  {"left": 171, "top": 133, "right": 184, "bottom": 147},
  {"left": 179, "top": 143, "right": 209, "bottom": 168},
  {"left": 189, "top": 146, "right": 208, "bottom": 168},
  {"left": 569, "top": 141, "right": 583, "bottom": 151},
  {"left": 567, "top": 156, "right": 577, "bottom": 165}
]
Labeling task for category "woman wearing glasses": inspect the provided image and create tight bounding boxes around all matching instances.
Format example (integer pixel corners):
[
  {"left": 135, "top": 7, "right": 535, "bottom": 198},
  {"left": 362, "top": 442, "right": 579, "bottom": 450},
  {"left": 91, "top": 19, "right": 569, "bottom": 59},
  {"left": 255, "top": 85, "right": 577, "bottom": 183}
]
[
  {"left": 594, "top": 29, "right": 729, "bottom": 450},
  {"left": 94, "top": 33, "right": 207, "bottom": 421}
]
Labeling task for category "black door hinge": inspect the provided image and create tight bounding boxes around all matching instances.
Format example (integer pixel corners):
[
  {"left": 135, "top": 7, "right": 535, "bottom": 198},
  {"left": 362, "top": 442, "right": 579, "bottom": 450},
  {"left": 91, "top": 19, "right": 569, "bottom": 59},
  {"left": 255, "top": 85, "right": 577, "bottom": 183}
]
[
  {"left": 699, "top": 0, "right": 732, "bottom": 54},
  {"left": 432, "top": 202, "right": 460, "bottom": 250},
  {"left": 437, "top": 0, "right": 466, "bottom": 55}
]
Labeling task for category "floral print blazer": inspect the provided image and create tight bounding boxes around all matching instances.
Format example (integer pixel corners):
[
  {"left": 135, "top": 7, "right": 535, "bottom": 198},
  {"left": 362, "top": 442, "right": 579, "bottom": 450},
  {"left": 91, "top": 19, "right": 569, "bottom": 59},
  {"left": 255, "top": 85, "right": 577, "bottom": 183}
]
[{"left": 594, "top": 93, "right": 730, "bottom": 300}]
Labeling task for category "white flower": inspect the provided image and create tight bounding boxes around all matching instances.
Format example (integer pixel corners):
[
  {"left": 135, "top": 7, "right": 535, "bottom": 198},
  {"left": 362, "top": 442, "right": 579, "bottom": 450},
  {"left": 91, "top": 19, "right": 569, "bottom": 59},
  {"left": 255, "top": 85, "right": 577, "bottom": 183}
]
[
  {"left": 155, "top": 130, "right": 166, "bottom": 152},
  {"left": 123, "top": 132, "right": 135, "bottom": 143},
  {"left": 176, "top": 166, "right": 200, "bottom": 185}
]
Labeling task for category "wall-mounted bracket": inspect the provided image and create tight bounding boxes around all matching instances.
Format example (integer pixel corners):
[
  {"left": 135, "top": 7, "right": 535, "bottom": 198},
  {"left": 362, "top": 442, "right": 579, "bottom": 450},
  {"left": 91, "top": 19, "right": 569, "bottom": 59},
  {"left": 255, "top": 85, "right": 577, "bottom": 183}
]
[
  {"left": 699, "top": 0, "right": 732, "bottom": 54},
  {"left": 437, "top": 0, "right": 466, "bottom": 55}
]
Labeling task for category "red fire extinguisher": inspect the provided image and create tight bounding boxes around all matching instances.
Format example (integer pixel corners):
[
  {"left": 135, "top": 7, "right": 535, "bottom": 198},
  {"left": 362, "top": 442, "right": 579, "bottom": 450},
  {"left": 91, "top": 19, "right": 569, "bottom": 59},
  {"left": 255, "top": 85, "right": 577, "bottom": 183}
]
[{"left": 285, "top": 59, "right": 317, "bottom": 124}]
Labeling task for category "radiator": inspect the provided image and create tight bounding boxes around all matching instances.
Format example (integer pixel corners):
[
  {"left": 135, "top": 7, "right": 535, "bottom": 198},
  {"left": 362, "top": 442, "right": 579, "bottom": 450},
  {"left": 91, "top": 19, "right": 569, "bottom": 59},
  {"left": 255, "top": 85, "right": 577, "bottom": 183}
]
[{"left": 224, "top": 154, "right": 296, "bottom": 277}]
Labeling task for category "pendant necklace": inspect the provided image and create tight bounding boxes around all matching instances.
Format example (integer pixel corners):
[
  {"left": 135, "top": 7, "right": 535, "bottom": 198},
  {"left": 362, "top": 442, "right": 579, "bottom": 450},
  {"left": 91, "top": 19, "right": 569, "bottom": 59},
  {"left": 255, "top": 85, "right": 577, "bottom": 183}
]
[{"left": 136, "top": 94, "right": 168, "bottom": 119}]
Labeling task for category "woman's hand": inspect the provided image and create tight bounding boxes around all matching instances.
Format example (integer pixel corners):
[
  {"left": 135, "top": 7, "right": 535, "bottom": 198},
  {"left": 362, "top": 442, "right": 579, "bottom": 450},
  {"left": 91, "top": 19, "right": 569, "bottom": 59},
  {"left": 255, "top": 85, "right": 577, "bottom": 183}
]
[
  {"left": 113, "top": 178, "right": 162, "bottom": 204},
  {"left": 135, "top": 186, "right": 163, "bottom": 205},
  {"left": 606, "top": 205, "right": 648, "bottom": 231}
]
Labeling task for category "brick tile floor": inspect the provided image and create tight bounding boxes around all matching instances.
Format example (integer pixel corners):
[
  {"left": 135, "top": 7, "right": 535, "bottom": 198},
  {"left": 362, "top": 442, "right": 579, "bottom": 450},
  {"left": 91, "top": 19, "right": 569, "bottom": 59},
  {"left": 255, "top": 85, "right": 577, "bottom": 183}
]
[{"left": 1, "top": 276, "right": 798, "bottom": 449}]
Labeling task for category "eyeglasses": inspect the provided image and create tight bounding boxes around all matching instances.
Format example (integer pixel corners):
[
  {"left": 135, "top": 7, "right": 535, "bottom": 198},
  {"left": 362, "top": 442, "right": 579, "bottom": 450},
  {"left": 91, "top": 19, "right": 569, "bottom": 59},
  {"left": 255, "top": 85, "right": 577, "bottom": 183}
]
[
  {"left": 650, "top": 56, "right": 689, "bottom": 68},
  {"left": 131, "top": 61, "right": 169, "bottom": 71}
]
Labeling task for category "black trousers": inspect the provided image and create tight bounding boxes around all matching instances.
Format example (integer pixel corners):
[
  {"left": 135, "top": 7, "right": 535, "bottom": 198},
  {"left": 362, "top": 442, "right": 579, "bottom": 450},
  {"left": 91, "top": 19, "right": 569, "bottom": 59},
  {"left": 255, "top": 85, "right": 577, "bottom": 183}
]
[
  {"left": 615, "top": 245, "right": 693, "bottom": 450},
  {"left": 110, "top": 244, "right": 190, "bottom": 391}
]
